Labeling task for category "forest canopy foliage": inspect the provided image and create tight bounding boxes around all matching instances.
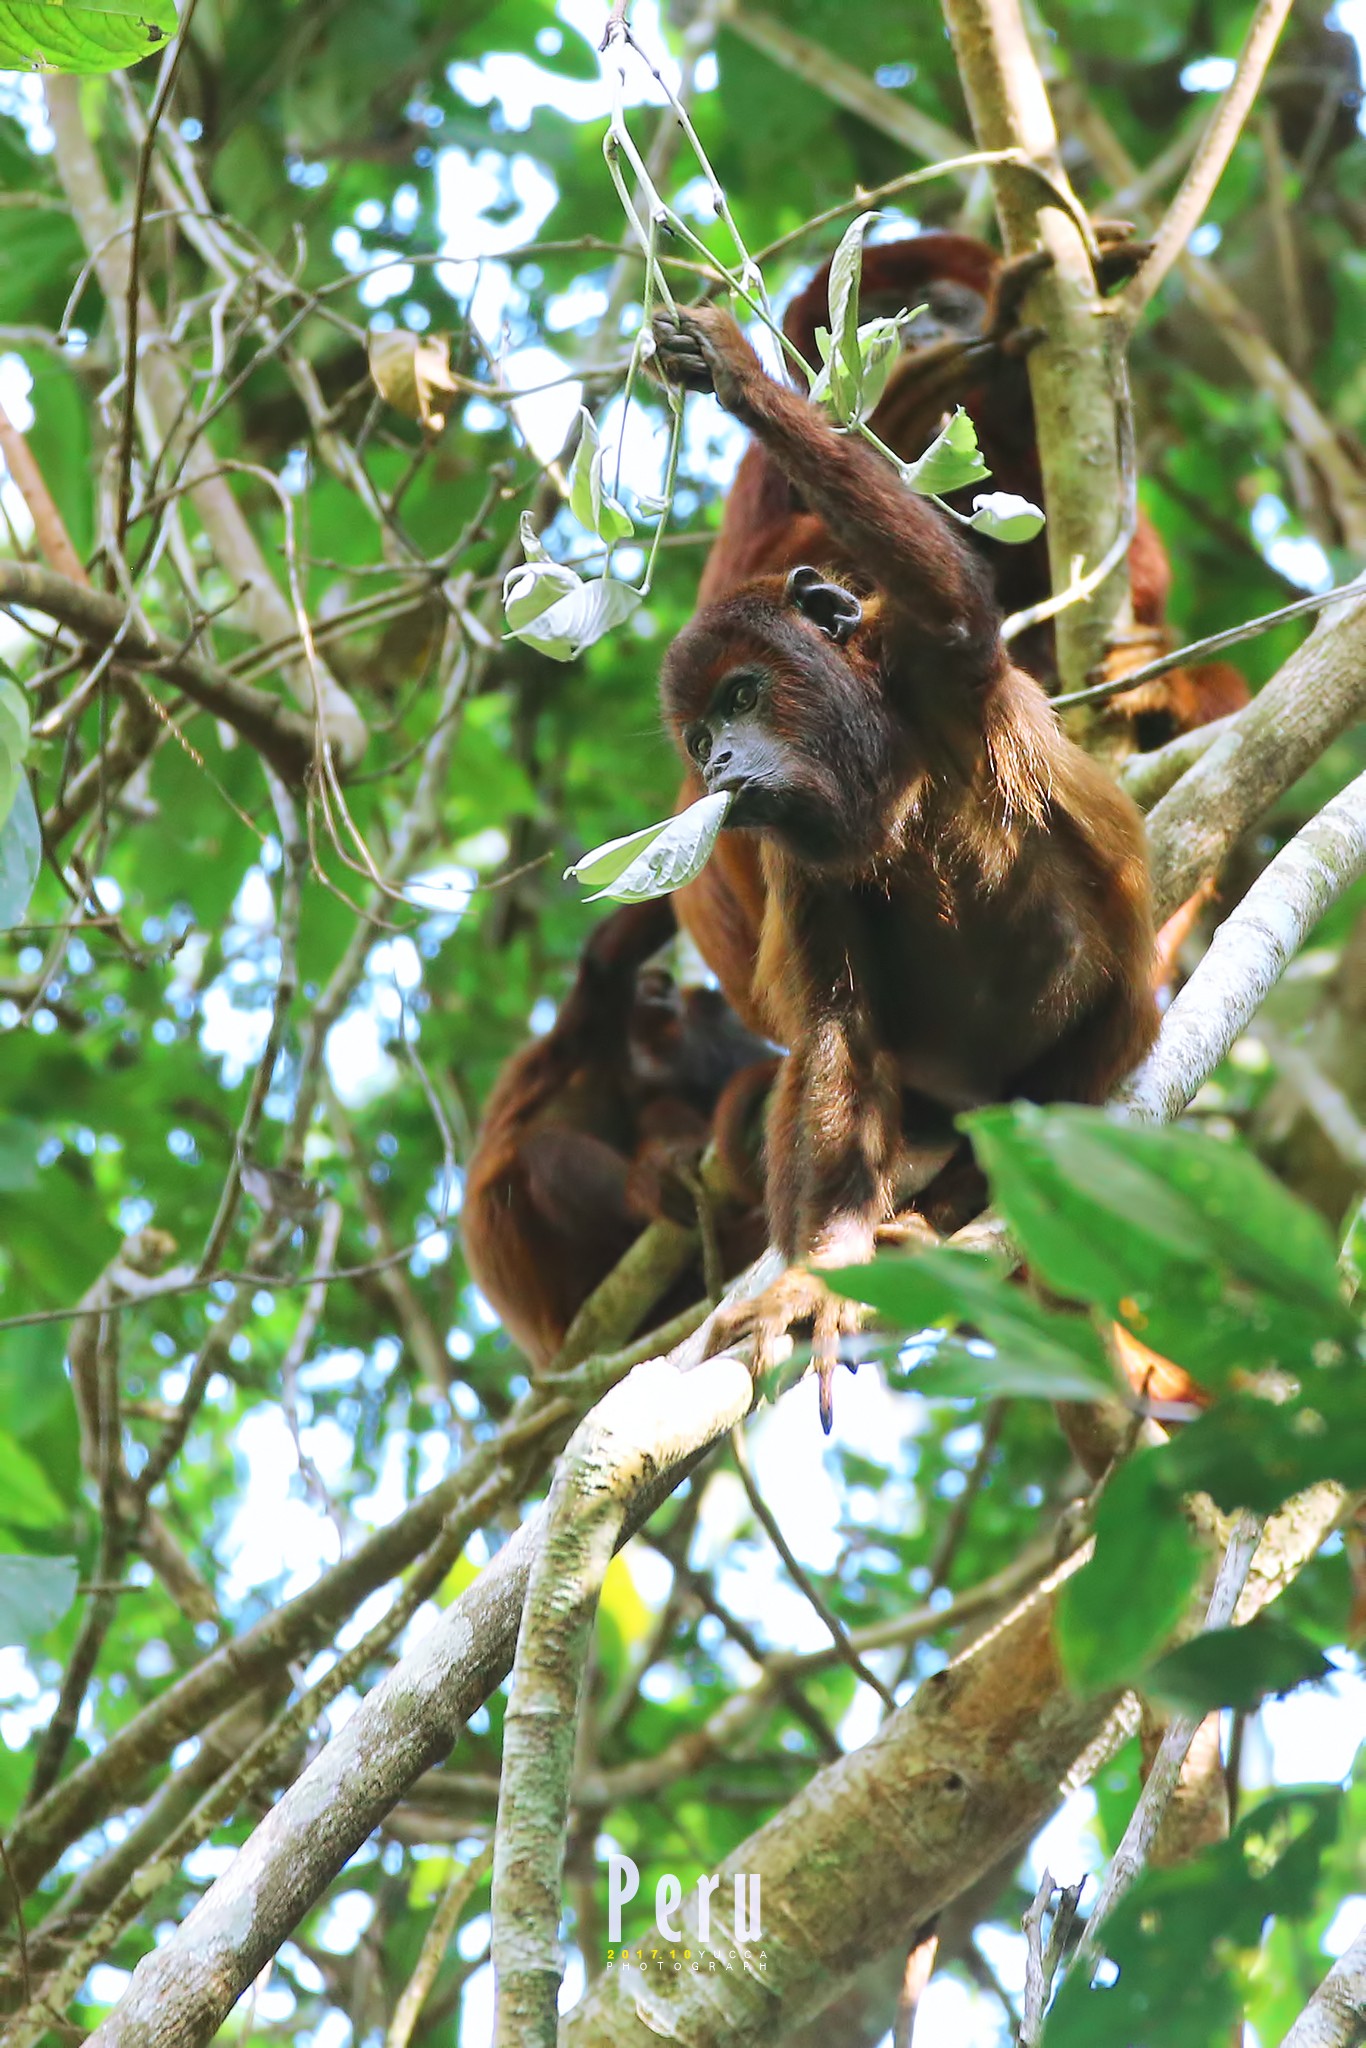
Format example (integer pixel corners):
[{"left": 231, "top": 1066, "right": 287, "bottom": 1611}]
[{"left": 1, "top": 0, "right": 1365, "bottom": 2043}]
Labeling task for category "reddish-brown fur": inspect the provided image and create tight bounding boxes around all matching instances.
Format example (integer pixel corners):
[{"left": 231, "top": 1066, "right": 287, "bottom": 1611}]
[
  {"left": 654, "top": 300, "right": 1161, "bottom": 1424},
  {"left": 462, "top": 899, "right": 773, "bottom": 1369},
  {"left": 671, "top": 234, "right": 1247, "bottom": 1030}
]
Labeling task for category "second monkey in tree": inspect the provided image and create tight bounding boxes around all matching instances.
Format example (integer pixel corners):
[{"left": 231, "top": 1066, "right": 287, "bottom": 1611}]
[{"left": 654, "top": 303, "right": 1160, "bottom": 1428}]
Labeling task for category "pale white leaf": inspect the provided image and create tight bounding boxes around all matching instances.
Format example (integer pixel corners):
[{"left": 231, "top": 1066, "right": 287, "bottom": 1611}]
[
  {"left": 518, "top": 511, "right": 552, "bottom": 563},
  {"left": 827, "top": 210, "right": 880, "bottom": 381},
  {"left": 969, "top": 492, "right": 1046, "bottom": 544},
  {"left": 502, "top": 559, "right": 583, "bottom": 633},
  {"left": 511, "top": 576, "right": 641, "bottom": 661},
  {"left": 568, "top": 407, "right": 634, "bottom": 543},
  {"left": 851, "top": 314, "right": 905, "bottom": 423},
  {"left": 565, "top": 790, "right": 733, "bottom": 902}
]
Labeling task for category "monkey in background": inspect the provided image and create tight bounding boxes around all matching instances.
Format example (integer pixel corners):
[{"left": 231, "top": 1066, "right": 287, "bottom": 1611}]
[{"left": 462, "top": 898, "right": 775, "bottom": 1370}]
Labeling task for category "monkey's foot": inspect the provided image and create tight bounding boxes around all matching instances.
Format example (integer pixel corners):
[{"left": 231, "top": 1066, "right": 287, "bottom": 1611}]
[{"left": 710, "top": 1267, "right": 866, "bottom": 1434}]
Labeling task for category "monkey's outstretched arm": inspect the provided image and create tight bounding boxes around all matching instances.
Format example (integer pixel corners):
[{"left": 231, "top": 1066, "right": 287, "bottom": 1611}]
[{"left": 653, "top": 305, "right": 1003, "bottom": 675}]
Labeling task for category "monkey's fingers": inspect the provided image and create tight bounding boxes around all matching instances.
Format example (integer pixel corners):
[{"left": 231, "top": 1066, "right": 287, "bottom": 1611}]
[{"left": 650, "top": 310, "right": 718, "bottom": 395}]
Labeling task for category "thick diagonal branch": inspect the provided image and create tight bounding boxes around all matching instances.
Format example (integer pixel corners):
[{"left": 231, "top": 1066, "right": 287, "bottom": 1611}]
[
  {"left": 0, "top": 561, "right": 315, "bottom": 786},
  {"left": 1125, "top": 766, "right": 1366, "bottom": 1122}
]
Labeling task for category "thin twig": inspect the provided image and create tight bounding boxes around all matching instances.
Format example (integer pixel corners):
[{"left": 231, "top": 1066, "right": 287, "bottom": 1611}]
[
  {"left": 730, "top": 1423, "right": 895, "bottom": 1707},
  {"left": 0, "top": 1830, "right": 30, "bottom": 2009},
  {"left": 384, "top": 1844, "right": 494, "bottom": 2048},
  {"left": 1068, "top": 1511, "right": 1265, "bottom": 1985},
  {"left": 113, "top": 0, "right": 201, "bottom": 549},
  {"left": 1118, "top": 0, "right": 1295, "bottom": 328},
  {"left": 1053, "top": 575, "right": 1366, "bottom": 711}
]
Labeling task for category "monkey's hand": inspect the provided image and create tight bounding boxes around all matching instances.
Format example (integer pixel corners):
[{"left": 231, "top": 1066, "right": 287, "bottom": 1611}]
[
  {"left": 651, "top": 304, "right": 760, "bottom": 416},
  {"left": 708, "top": 1266, "right": 866, "bottom": 1435}
]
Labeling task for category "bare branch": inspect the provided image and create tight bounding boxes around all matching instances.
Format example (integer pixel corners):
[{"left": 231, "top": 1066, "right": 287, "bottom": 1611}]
[
  {"left": 1127, "top": 766, "right": 1366, "bottom": 1121},
  {"left": 1067, "top": 1513, "right": 1264, "bottom": 1989},
  {"left": 0, "top": 560, "right": 315, "bottom": 784},
  {"left": 1280, "top": 1924, "right": 1366, "bottom": 2048},
  {"left": 43, "top": 78, "right": 368, "bottom": 764},
  {"left": 1117, "top": 0, "right": 1294, "bottom": 327},
  {"left": 0, "top": 399, "right": 85, "bottom": 581},
  {"left": 941, "top": 0, "right": 1131, "bottom": 692},
  {"left": 728, "top": 10, "right": 972, "bottom": 168},
  {"left": 490, "top": 1351, "right": 756, "bottom": 2045},
  {"left": 1147, "top": 590, "right": 1366, "bottom": 922},
  {"left": 385, "top": 1844, "right": 494, "bottom": 2048}
]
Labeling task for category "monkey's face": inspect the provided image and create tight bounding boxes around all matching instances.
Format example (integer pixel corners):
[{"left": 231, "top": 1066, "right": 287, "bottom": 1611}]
[{"left": 661, "top": 569, "right": 899, "bottom": 869}]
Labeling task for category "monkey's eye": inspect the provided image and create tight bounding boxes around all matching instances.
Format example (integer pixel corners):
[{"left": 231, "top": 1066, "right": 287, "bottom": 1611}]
[
  {"left": 726, "top": 674, "right": 759, "bottom": 716},
  {"left": 689, "top": 726, "right": 712, "bottom": 765}
]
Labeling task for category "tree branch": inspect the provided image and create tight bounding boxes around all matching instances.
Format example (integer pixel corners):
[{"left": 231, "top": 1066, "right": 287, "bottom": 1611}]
[
  {"left": 83, "top": 1313, "right": 745, "bottom": 2048},
  {"left": 0, "top": 560, "right": 315, "bottom": 785},
  {"left": 562, "top": 1488, "right": 1335, "bottom": 2045},
  {"left": 1066, "top": 1512, "right": 1264, "bottom": 1985},
  {"left": 490, "top": 1350, "right": 756, "bottom": 2046},
  {"left": 1146, "top": 588, "right": 1366, "bottom": 922},
  {"left": 1280, "top": 1924, "right": 1366, "bottom": 2048},
  {"left": 1116, "top": 0, "right": 1294, "bottom": 328},
  {"left": 1062, "top": 91, "right": 1366, "bottom": 555},
  {"left": 940, "top": 0, "right": 1130, "bottom": 694},
  {"left": 1124, "top": 767, "right": 1366, "bottom": 1122},
  {"left": 727, "top": 9, "right": 973, "bottom": 170},
  {"left": 42, "top": 78, "right": 368, "bottom": 765}
]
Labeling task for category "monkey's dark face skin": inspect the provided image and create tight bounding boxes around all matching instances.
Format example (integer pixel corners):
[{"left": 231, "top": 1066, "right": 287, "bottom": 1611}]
[{"left": 663, "top": 568, "right": 909, "bottom": 870}]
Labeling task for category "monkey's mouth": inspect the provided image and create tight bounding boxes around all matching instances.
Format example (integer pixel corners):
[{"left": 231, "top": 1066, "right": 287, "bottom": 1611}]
[
  {"left": 715, "top": 779, "right": 776, "bottom": 828},
  {"left": 716, "top": 779, "right": 846, "bottom": 860}
]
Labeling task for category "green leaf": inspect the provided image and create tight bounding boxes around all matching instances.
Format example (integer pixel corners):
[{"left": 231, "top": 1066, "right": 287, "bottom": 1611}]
[
  {"left": 1161, "top": 1373, "right": 1366, "bottom": 1516},
  {"left": 0, "top": 1554, "right": 78, "bottom": 1648},
  {"left": 900, "top": 407, "right": 991, "bottom": 495},
  {"left": 0, "top": 0, "right": 176, "bottom": 73},
  {"left": 0, "top": 670, "right": 30, "bottom": 828},
  {"left": 824, "top": 1247, "right": 1114, "bottom": 1401},
  {"left": 852, "top": 315, "right": 905, "bottom": 422},
  {"left": 568, "top": 408, "right": 634, "bottom": 543},
  {"left": 564, "top": 791, "right": 733, "bottom": 902},
  {"left": 0, "top": 1118, "right": 42, "bottom": 1192},
  {"left": 1046, "top": 1789, "right": 1342, "bottom": 2047},
  {"left": 964, "top": 1105, "right": 1353, "bottom": 1387},
  {"left": 808, "top": 325, "right": 856, "bottom": 425},
  {"left": 826, "top": 209, "right": 880, "bottom": 389},
  {"left": 0, "top": 1429, "right": 68, "bottom": 1532},
  {"left": 1057, "top": 1451, "right": 1204, "bottom": 1692},
  {"left": 0, "top": 778, "right": 41, "bottom": 929},
  {"left": 890, "top": 1334, "right": 1116, "bottom": 1403},
  {"left": 1148, "top": 1620, "right": 1333, "bottom": 1716},
  {"left": 508, "top": 576, "right": 641, "bottom": 661}
]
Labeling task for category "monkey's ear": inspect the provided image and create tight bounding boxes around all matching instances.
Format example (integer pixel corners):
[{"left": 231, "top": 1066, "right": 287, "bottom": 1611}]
[{"left": 785, "top": 565, "right": 863, "bottom": 645}]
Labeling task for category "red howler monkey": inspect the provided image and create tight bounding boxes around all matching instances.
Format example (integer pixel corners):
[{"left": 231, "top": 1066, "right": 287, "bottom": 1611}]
[
  {"left": 462, "top": 898, "right": 775, "bottom": 1370},
  {"left": 673, "top": 233, "right": 1247, "bottom": 1033},
  {"left": 653, "top": 301, "right": 1160, "bottom": 1428},
  {"left": 705, "top": 230, "right": 1244, "bottom": 707}
]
